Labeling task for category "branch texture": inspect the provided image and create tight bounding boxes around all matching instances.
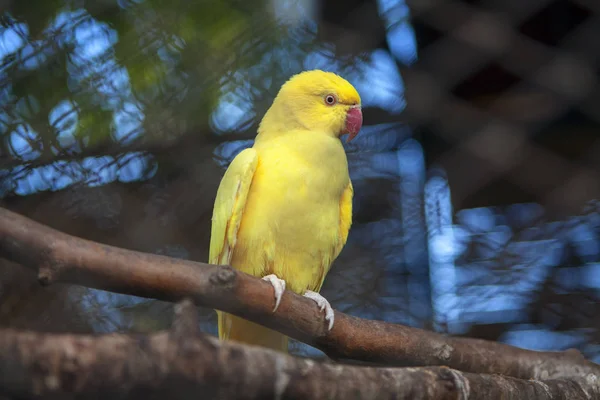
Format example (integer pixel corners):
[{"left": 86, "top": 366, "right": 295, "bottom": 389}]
[
  {"left": 0, "top": 206, "right": 599, "bottom": 382},
  {"left": 0, "top": 300, "right": 598, "bottom": 400}
]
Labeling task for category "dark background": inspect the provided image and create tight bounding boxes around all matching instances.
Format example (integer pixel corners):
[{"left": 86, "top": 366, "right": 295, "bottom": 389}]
[{"left": 1, "top": 0, "right": 599, "bottom": 360}]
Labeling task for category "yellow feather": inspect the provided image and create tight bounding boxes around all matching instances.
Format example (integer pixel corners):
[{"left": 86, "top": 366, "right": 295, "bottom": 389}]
[
  {"left": 209, "top": 148, "right": 258, "bottom": 266},
  {"left": 211, "top": 70, "right": 359, "bottom": 352}
]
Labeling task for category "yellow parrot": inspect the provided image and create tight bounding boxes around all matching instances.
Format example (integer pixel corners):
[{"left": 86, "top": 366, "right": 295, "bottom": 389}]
[{"left": 210, "top": 70, "right": 362, "bottom": 352}]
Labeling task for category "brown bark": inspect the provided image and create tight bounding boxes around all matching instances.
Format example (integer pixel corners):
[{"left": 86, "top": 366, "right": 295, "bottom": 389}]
[
  {"left": 0, "top": 300, "right": 598, "bottom": 400},
  {"left": 0, "top": 206, "right": 599, "bottom": 382}
]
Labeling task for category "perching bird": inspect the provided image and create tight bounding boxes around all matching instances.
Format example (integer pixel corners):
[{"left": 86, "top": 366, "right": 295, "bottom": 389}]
[{"left": 210, "top": 70, "right": 362, "bottom": 352}]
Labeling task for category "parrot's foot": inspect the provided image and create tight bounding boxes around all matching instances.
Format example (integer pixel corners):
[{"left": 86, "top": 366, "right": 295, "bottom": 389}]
[
  {"left": 262, "top": 274, "right": 286, "bottom": 312},
  {"left": 303, "top": 290, "right": 335, "bottom": 331}
]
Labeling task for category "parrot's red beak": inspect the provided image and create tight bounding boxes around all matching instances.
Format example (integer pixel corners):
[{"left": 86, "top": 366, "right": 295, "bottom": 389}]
[{"left": 344, "top": 107, "right": 363, "bottom": 143}]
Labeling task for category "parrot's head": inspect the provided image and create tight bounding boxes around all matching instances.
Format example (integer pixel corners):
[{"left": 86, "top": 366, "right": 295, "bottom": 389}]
[{"left": 259, "top": 70, "right": 363, "bottom": 142}]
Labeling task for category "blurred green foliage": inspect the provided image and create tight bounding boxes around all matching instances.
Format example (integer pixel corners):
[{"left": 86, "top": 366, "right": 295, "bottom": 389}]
[{"left": 0, "top": 0, "right": 296, "bottom": 174}]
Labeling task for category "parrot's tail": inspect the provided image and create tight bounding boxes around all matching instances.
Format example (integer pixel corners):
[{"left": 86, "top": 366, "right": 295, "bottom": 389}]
[{"left": 218, "top": 311, "right": 289, "bottom": 353}]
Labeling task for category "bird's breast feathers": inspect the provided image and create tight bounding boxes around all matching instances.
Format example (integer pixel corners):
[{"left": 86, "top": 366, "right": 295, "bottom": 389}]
[
  {"left": 230, "top": 132, "right": 350, "bottom": 292},
  {"left": 254, "top": 132, "right": 349, "bottom": 200}
]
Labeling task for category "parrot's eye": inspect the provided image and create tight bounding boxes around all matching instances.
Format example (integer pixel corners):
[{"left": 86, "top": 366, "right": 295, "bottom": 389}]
[{"left": 324, "top": 94, "right": 337, "bottom": 106}]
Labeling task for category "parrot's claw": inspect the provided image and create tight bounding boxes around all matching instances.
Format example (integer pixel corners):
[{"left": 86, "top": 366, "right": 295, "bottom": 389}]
[
  {"left": 262, "top": 274, "right": 286, "bottom": 312},
  {"left": 303, "top": 290, "right": 335, "bottom": 331}
]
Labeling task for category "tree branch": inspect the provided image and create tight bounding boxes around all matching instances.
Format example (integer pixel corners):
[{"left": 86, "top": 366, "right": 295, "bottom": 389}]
[
  {"left": 0, "top": 300, "right": 597, "bottom": 400},
  {"left": 0, "top": 206, "right": 599, "bottom": 381}
]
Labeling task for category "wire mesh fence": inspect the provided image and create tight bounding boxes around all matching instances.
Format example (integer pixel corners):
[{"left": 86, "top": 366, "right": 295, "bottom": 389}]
[
  {"left": 403, "top": 0, "right": 600, "bottom": 358},
  {"left": 0, "top": 0, "right": 599, "bottom": 361}
]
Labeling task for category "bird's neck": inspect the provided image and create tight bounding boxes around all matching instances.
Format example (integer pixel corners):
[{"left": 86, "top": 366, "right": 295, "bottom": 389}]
[
  {"left": 254, "top": 130, "right": 348, "bottom": 177},
  {"left": 256, "top": 103, "right": 302, "bottom": 142}
]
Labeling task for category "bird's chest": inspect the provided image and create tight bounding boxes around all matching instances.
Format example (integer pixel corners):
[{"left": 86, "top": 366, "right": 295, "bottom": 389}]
[{"left": 242, "top": 139, "right": 349, "bottom": 245}]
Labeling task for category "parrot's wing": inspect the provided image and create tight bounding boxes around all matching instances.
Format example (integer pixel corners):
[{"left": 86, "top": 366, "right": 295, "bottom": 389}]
[
  {"left": 335, "top": 180, "right": 353, "bottom": 259},
  {"left": 313, "top": 180, "right": 354, "bottom": 293},
  {"left": 209, "top": 148, "right": 258, "bottom": 265}
]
